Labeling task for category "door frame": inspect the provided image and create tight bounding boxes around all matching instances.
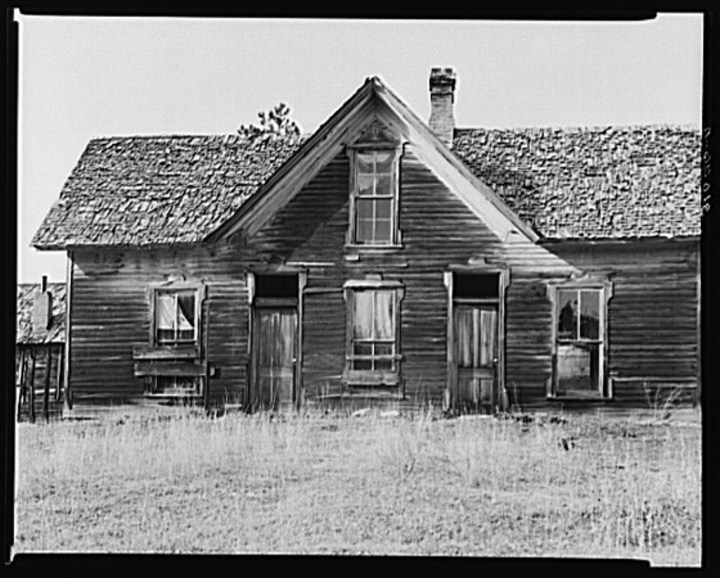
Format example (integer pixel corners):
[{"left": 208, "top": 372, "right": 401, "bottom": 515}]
[
  {"left": 444, "top": 266, "right": 509, "bottom": 412},
  {"left": 246, "top": 270, "right": 306, "bottom": 411}
]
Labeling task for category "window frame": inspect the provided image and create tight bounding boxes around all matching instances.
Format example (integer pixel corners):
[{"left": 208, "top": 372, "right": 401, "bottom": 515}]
[
  {"left": 153, "top": 287, "right": 201, "bottom": 346},
  {"left": 548, "top": 279, "right": 613, "bottom": 399},
  {"left": 140, "top": 280, "right": 206, "bottom": 398},
  {"left": 346, "top": 145, "right": 403, "bottom": 248},
  {"left": 343, "top": 278, "right": 404, "bottom": 388}
]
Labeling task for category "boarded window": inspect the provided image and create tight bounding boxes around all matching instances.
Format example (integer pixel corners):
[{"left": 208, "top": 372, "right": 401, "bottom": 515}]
[
  {"left": 349, "top": 289, "right": 397, "bottom": 372},
  {"left": 353, "top": 150, "right": 398, "bottom": 245},
  {"left": 154, "top": 289, "right": 198, "bottom": 344},
  {"left": 555, "top": 287, "right": 604, "bottom": 397}
]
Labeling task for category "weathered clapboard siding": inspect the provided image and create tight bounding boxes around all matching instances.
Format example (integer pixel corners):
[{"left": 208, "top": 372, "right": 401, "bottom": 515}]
[
  {"left": 550, "top": 239, "right": 699, "bottom": 407},
  {"left": 205, "top": 281, "right": 249, "bottom": 407},
  {"left": 247, "top": 150, "right": 512, "bottom": 406},
  {"left": 65, "top": 148, "right": 699, "bottom": 412},
  {"left": 69, "top": 244, "right": 250, "bottom": 406}
]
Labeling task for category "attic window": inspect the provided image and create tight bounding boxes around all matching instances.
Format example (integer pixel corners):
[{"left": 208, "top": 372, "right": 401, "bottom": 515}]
[{"left": 348, "top": 148, "right": 402, "bottom": 246}]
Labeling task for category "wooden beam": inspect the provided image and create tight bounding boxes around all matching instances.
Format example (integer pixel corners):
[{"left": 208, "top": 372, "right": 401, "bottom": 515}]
[
  {"left": 132, "top": 344, "right": 200, "bottom": 361},
  {"left": 443, "top": 271, "right": 454, "bottom": 411},
  {"left": 296, "top": 271, "right": 307, "bottom": 411},
  {"left": 43, "top": 344, "right": 51, "bottom": 422},
  {"left": 17, "top": 349, "right": 27, "bottom": 422},
  {"left": 64, "top": 251, "right": 73, "bottom": 411},
  {"left": 55, "top": 345, "right": 63, "bottom": 402},
  {"left": 133, "top": 360, "right": 207, "bottom": 377},
  {"left": 28, "top": 349, "right": 36, "bottom": 423}
]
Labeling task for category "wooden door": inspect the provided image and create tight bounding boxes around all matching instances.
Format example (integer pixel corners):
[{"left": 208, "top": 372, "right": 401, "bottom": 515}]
[
  {"left": 454, "top": 305, "right": 498, "bottom": 412},
  {"left": 253, "top": 308, "right": 297, "bottom": 410}
]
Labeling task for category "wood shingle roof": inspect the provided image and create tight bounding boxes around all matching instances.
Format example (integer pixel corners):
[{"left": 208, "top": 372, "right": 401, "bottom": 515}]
[
  {"left": 32, "top": 124, "right": 700, "bottom": 248},
  {"left": 32, "top": 134, "right": 305, "bottom": 249},
  {"left": 453, "top": 125, "right": 701, "bottom": 239}
]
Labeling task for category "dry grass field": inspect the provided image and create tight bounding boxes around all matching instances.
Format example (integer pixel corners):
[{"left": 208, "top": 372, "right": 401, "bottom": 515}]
[{"left": 14, "top": 406, "right": 701, "bottom": 565}]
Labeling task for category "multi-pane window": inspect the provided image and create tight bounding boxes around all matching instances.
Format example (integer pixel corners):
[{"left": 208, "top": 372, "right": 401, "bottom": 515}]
[
  {"left": 349, "top": 289, "right": 397, "bottom": 372},
  {"left": 353, "top": 150, "right": 398, "bottom": 245},
  {"left": 154, "top": 289, "right": 198, "bottom": 344},
  {"left": 555, "top": 288, "right": 604, "bottom": 396}
]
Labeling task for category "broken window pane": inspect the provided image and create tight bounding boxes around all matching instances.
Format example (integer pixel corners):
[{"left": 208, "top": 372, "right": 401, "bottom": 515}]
[
  {"left": 357, "top": 174, "right": 375, "bottom": 196},
  {"left": 557, "top": 289, "right": 578, "bottom": 340},
  {"left": 556, "top": 343, "right": 600, "bottom": 394},
  {"left": 580, "top": 290, "right": 600, "bottom": 340}
]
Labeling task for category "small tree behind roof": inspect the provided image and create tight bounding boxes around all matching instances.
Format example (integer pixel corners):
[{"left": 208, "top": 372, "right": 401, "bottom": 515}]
[{"left": 238, "top": 102, "right": 302, "bottom": 141}]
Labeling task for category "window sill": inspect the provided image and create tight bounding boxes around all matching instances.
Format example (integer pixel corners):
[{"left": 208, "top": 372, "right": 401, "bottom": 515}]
[
  {"left": 547, "top": 394, "right": 611, "bottom": 402},
  {"left": 144, "top": 392, "right": 203, "bottom": 400},
  {"left": 342, "top": 370, "right": 401, "bottom": 387},
  {"left": 344, "top": 244, "right": 404, "bottom": 254},
  {"left": 133, "top": 344, "right": 200, "bottom": 361}
]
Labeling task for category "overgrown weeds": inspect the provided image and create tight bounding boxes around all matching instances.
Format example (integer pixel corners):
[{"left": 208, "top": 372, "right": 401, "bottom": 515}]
[{"left": 15, "top": 407, "right": 700, "bottom": 564}]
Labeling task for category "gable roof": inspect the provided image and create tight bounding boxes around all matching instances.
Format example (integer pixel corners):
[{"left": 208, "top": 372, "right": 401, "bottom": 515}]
[
  {"left": 17, "top": 283, "right": 67, "bottom": 345},
  {"left": 453, "top": 125, "right": 701, "bottom": 239},
  {"left": 208, "top": 77, "right": 538, "bottom": 244},
  {"left": 32, "top": 134, "right": 305, "bottom": 249},
  {"left": 32, "top": 81, "right": 701, "bottom": 250}
]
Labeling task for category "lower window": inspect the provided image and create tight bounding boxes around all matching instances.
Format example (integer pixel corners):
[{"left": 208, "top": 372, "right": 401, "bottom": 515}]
[
  {"left": 554, "top": 287, "right": 606, "bottom": 397},
  {"left": 344, "top": 283, "right": 403, "bottom": 386}
]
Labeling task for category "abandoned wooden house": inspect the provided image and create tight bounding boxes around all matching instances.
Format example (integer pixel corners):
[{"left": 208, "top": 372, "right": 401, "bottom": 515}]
[
  {"left": 16, "top": 277, "right": 67, "bottom": 421},
  {"left": 31, "top": 68, "right": 701, "bottom": 415}
]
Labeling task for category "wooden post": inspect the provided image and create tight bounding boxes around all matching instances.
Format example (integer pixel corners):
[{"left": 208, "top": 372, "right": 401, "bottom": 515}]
[
  {"left": 44, "top": 344, "right": 52, "bottom": 422},
  {"left": 56, "top": 346, "right": 64, "bottom": 402},
  {"left": 28, "top": 349, "right": 36, "bottom": 423},
  {"left": 64, "top": 252, "right": 74, "bottom": 411},
  {"left": 296, "top": 271, "right": 307, "bottom": 411},
  {"left": 17, "top": 349, "right": 27, "bottom": 422}
]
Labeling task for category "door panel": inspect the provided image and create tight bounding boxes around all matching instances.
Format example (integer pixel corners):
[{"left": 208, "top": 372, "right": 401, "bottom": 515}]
[
  {"left": 455, "top": 305, "right": 497, "bottom": 411},
  {"left": 254, "top": 308, "right": 297, "bottom": 410}
]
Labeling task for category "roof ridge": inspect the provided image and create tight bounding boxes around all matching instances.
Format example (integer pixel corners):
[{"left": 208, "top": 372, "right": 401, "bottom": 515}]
[
  {"left": 455, "top": 123, "right": 701, "bottom": 132},
  {"left": 88, "top": 132, "right": 314, "bottom": 142}
]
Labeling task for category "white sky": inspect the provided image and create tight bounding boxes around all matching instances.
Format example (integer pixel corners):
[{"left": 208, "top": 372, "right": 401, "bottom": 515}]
[{"left": 16, "top": 13, "right": 704, "bottom": 283}]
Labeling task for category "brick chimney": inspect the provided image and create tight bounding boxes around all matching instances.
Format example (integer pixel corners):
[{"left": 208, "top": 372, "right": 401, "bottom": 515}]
[
  {"left": 32, "top": 276, "right": 53, "bottom": 335},
  {"left": 428, "top": 67, "right": 457, "bottom": 147}
]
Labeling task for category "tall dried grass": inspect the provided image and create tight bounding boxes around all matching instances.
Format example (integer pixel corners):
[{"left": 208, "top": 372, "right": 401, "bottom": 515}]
[{"left": 15, "top": 407, "right": 701, "bottom": 564}]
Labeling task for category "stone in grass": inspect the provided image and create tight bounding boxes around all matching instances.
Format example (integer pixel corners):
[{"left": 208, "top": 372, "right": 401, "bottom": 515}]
[{"left": 351, "top": 408, "right": 372, "bottom": 418}]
